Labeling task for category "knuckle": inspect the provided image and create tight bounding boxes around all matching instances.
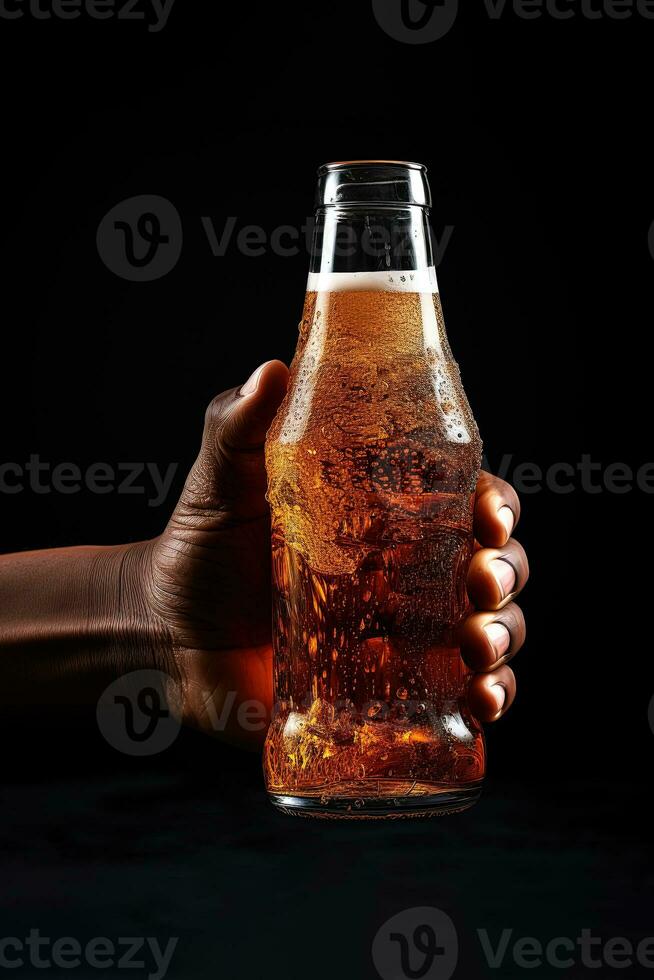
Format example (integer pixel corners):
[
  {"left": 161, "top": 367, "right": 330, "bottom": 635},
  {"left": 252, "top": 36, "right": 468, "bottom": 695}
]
[
  {"left": 488, "top": 471, "right": 521, "bottom": 517},
  {"left": 507, "top": 481, "right": 521, "bottom": 510},
  {"left": 493, "top": 664, "right": 515, "bottom": 690},
  {"left": 498, "top": 602, "right": 525, "bottom": 639},
  {"left": 502, "top": 489, "right": 522, "bottom": 526},
  {"left": 507, "top": 538, "right": 529, "bottom": 574},
  {"left": 204, "top": 393, "right": 228, "bottom": 428},
  {"left": 494, "top": 606, "right": 526, "bottom": 663}
]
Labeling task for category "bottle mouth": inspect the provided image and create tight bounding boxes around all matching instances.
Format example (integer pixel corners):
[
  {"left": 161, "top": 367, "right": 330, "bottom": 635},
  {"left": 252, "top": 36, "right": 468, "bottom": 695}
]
[
  {"left": 319, "top": 160, "right": 426, "bottom": 172},
  {"left": 316, "top": 160, "right": 431, "bottom": 208}
]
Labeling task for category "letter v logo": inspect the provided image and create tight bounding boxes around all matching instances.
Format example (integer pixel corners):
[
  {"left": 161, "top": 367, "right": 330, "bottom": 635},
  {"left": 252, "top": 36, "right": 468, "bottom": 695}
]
[{"left": 372, "top": 0, "right": 459, "bottom": 43}]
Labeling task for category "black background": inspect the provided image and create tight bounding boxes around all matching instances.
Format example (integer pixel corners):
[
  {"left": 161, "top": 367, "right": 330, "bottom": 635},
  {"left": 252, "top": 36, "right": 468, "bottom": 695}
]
[{"left": 0, "top": 3, "right": 651, "bottom": 979}]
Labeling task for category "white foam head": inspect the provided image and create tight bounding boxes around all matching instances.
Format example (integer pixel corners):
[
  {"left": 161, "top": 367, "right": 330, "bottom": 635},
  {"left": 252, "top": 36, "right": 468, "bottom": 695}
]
[{"left": 306, "top": 267, "right": 439, "bottom": 293}]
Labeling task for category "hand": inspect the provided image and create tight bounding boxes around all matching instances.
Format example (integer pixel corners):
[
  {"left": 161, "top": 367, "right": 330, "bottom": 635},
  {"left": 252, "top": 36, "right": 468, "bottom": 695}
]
[
  {"left": 142, "top": 360, "right": 289, "bottom": 748},
  {"left": 462, "top": 471, "right": 529, "bottom": 722},
  {"left": 140, "top": 362, "right": 528, "bottom": 747}
]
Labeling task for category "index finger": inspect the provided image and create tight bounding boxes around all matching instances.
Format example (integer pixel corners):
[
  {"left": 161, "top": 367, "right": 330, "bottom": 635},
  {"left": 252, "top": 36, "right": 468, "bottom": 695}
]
[{"left": 473, "top": 471, "right": 521, "bottom": 548}]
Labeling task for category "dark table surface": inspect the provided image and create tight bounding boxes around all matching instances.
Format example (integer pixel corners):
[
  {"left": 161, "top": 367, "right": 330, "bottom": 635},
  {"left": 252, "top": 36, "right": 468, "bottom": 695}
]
[{"left": 2, "top": 725, "right": 650, "bottom": 980}]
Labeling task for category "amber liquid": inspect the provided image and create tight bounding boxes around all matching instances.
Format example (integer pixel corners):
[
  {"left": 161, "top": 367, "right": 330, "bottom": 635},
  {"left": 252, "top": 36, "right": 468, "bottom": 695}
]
[{"left": 264, "top": 288, "right": 484, "bottom": 817}]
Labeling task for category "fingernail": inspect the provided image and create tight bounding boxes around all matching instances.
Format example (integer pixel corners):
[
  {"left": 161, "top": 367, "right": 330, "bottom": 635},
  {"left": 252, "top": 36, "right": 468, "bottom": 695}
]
[
  {"left": 492, "top": 684, "right": 507, "bottom": 714},
  {"left": 498, "top": 505, "right": 514, "bottom": 540},
  {"left": 240, "top": 363, "right": 266, "bottom": 397},
  {"left": 490, "top": 558, "right": 516, "bottom": 599},
  {"left": 484, "top": 622, "right": 511, "bottom": 659}
]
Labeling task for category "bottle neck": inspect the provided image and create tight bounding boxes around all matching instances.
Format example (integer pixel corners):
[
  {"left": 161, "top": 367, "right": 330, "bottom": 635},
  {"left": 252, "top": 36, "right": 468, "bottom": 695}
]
[{"left": 308, "top": 205, "right": 435, "bottom": 280}]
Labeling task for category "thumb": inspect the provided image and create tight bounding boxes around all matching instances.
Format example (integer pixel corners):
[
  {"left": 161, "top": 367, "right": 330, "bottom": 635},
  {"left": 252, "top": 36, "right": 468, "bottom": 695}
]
[{"left": 174, "top": 360, "right": 289, "bottom": 525}]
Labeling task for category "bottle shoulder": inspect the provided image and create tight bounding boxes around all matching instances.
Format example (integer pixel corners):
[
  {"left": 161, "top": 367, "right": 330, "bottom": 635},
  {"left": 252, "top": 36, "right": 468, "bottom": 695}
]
[
  {"left": 269, "top": 352, "right": 480, "bottom": 451},
  {"left": 268, "top": 288, "right": 481, "bottom": 458}
]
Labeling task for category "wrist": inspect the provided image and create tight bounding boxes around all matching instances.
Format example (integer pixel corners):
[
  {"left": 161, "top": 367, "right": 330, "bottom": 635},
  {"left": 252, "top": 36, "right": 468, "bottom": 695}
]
[
  {"left": 0, "top": 540, "right": 179, "bottom": 712},
  {"left": 88, "top": 539, "right": 178, "bottom": 683}
]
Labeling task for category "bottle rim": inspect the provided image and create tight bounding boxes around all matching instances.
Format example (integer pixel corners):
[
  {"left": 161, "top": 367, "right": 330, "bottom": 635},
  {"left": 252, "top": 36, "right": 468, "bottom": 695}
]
[
  {"left": 318, "top": 160, "right": 427, "bottom": 174},
  {"left": 316, "top": 160, "right": 431, "bottom": 208}
]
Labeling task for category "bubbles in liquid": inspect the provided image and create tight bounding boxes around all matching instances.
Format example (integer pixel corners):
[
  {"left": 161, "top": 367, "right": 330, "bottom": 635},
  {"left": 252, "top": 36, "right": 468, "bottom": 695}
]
[{"left": 264, "top": 284, "right": 484, "bottom": 802}]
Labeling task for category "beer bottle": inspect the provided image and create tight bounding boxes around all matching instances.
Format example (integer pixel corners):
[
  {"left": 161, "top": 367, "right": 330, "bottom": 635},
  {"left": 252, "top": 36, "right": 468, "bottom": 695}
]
[{"left": 264, "top": 161, "right": 484, "bottom": 818}]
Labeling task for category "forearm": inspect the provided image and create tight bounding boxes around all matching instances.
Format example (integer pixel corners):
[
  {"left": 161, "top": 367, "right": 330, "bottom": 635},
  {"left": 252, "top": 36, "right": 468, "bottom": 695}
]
[{"left": 0, "top": 541, "right": 172, "bottom": 707}]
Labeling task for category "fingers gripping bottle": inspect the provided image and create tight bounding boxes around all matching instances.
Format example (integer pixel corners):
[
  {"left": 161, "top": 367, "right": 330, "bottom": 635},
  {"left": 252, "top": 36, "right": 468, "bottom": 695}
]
[{"left": 264, "top": 161, "right": 484, "bottom": 818}]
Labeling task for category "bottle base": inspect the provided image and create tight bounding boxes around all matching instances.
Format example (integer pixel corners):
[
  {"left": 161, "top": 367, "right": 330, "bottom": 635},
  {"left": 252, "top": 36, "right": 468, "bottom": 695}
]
[{"left": 268, "top": 780, "right": 482, "bottom": 820}]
